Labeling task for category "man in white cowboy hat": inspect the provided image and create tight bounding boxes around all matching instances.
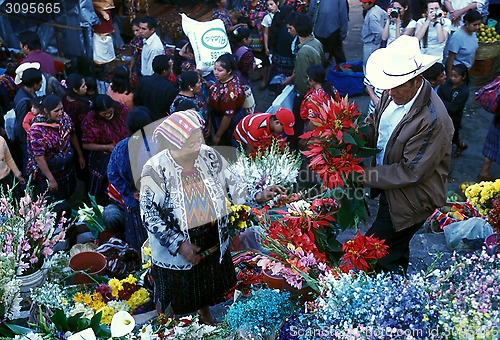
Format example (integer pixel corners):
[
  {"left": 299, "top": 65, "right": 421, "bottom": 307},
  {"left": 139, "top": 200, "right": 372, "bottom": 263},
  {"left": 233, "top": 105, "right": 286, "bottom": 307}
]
[{"left": 362, "top": 35, "right": 454, "bottom": 274}]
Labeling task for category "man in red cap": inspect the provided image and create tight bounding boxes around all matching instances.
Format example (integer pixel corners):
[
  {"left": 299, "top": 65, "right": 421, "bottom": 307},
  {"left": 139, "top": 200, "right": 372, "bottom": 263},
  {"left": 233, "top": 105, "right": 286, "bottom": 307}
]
[{"left": 234, "top": 108, "right": 295, "bottom": 154}]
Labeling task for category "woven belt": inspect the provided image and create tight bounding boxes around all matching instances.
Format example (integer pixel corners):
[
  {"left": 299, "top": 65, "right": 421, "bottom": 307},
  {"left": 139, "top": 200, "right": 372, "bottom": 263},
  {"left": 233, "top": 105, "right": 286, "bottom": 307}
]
[{"left": 198, "top": 244, "right": 220, "bottom": 260}]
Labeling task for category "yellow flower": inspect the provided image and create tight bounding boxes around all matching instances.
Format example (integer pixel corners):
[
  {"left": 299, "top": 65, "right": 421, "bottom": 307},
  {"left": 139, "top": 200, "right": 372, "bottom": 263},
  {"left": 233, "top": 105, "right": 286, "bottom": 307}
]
[
  {"left": 73, "top": 292, "right": 84, "bottom": 303},
  {"left": 109, "top": 278, "right": 123, "bottom": 298},
  {"left": 143, "top": 247, "right": 151, "bottom": 256},
  {"left": 122, "top": 274, "right": 137, "bottom": 285},
  {"left": 142, "top": 259, "right": 151, "bottom": 270},
  {"left": 83, "top": 294, "right": 92, "bottom": 306},
  {"left": 125, "top": 288, "right": 150, "bottom": 311},
  {"left": 97, "top": 306, "right": 115, "bottom": 325}
]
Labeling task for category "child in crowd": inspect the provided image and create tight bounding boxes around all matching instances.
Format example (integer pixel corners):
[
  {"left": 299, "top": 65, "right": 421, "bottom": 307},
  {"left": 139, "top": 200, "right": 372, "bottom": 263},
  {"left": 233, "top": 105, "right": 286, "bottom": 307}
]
[
  {"left": 233, "top": 25, "right": 256, "bottom": 85},
  {"left": 422, "top": 62, "right": 446, "bottom": 91},
  {"left": 233, "top": 108, "right": 295, "bottom": 155},
  {"left": 22, "top": 97, "right": 43, "bottom": 133},
  {"left": 437, "top": 63, "right": 469, "bottom": 157}
]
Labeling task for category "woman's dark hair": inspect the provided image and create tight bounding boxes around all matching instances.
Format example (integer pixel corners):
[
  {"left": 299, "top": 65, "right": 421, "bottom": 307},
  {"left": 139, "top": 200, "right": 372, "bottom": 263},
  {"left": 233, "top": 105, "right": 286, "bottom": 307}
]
[
  {"left": 94, "top": 94, "right": 117, "bottom": 114},
  {"left": 422, "top": 62, "right": 445, "bottom": 81},
  {"left": 126, "top": 106, "right": 154, "bottom": 135},
  {"left": 42, "top": 94, "right": 62, "bottom": 113},
  {"left": 232, "top": 25, "right": 250, "bottom": 45},
  {"left": 463, "top": 9, "right": 482, "bottom": 24},
  {"left": 452, "top": 63, "right": 470, "bottom": 85},
  {"left": 306, "top": 64, "right": 337, "bottom": 99},
  {"left": 102, "top": 204, "right": 124, "bottom": 232},
  {"left": 177, "top": 70, "right": 199, "bottom": 91},
  {"left": 269, "top": 5, "right": 294, "bottom": 51},
  {"left": 393, "top": 0, "right": 412, "bottom": 28},
  {"left": 66, "top": 73, "right": 85, "bottom": 94},
  {"left": 84, "top": 76, "right": 97, "bottom": 92},
  {"left": 215, "top": 53, "right": 238, "bottom": 73},
  {"left": 18, "top": 30, "right": 41, "bottom": 51},
  {"left": 21, "top": 68, "right": 42, "bottom": 87},
  {"left": 110, "top": 65, "right": 133, "bottom": 94},
  {"left": 172, "top": 98, "right": 197, "bottom": 113}
]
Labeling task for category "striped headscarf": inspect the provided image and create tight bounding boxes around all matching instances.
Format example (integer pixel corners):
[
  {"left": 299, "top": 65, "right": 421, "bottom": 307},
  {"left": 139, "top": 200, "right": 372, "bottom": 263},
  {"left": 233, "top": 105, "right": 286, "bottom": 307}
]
[{"left": 153, "top": 110, "right": 202, "bottom": 149}]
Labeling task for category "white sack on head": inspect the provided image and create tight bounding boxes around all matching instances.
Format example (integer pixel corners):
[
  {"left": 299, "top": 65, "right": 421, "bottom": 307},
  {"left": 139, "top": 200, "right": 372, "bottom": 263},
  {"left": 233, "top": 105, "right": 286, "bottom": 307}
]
[{"left": 181, "top": 13, "right": 232, "bottom": 76}]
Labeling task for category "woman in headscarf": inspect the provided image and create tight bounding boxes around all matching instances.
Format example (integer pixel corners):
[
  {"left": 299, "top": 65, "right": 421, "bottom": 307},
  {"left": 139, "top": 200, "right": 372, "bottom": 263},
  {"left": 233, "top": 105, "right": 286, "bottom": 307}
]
[
  {"left": 140, "top": 110, "right": 280, "bottom": 323},
  {"left": 27, "top": 95, "right": 85, "bottom": 201},
  {"left": 107, "top": 106, "right": 155, "bottom": 251},
  {"left": 81, "top": 94, "right": 128, "bottom": 203}
]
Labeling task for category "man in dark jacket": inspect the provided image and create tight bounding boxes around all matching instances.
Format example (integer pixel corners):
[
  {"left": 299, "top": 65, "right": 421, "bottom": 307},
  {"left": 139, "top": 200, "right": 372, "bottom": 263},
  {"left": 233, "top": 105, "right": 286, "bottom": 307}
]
[
  {"left": 133, "top": 55, "right": 178, "bottom": 122},
  {"left": 362, "top": 36, "right": 454, "bottom": 274}
]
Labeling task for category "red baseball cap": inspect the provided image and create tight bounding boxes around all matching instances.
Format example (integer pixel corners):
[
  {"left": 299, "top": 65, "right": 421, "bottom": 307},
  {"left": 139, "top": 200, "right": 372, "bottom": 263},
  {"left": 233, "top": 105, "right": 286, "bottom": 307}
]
[
  {"left": 359, "top": 0, "right": 375, "bottom": 3},
  {"left": 275, "top": 108, "right": 295, "bottom": 135}
]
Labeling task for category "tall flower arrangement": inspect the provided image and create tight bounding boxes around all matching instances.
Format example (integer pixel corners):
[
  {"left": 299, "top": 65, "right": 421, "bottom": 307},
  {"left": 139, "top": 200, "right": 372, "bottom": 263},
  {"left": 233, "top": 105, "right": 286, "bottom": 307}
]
[
  {"left": 301, "top": 94, "right": 378, "bottom": 190},
  {"left": 0, "top": 255, "right": 22, "bottom": 326},
  {"left": 0, "top": 186, "right": 66, "bottom": 275},
  {"left": 228, "top": 139, "right": 301, "bottom": 207},
  {"left": 256, "top": 198, "right": 339, "bottom": 291}
]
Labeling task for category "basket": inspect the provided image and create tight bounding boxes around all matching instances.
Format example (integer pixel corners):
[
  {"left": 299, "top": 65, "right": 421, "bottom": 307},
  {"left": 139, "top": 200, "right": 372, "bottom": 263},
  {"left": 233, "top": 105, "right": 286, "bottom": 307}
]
[{"left": 475, "top": 41, "right": 500, "bottom": 61}]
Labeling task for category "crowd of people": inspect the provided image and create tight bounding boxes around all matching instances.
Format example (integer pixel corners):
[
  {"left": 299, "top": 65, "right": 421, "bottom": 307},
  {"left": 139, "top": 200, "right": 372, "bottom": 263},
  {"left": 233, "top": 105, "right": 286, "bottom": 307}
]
[{"left": 0, "top": 0, "right": 496, "bottom": 324}]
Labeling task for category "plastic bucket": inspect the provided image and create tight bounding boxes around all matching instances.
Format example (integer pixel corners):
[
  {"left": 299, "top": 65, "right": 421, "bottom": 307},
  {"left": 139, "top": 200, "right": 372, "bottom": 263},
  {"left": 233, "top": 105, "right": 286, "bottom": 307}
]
[{"left": 69, "top": 251, "right": 107, "bottom": 284}]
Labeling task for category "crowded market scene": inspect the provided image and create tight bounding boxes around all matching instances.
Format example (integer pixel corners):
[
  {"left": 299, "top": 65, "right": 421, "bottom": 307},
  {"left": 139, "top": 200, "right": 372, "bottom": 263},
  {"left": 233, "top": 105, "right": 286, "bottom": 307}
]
[{"left": 0, "top": 0, "right": 500, "bottom": 338}]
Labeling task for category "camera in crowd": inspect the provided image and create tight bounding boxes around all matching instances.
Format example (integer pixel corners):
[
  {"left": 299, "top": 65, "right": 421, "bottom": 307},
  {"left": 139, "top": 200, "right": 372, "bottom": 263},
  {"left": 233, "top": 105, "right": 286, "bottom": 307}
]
[
  {"left": 390, "top": 7, "right": 400, "bottom": 18},
  {"left": 434, "top": 9, "right": 444, "bottom": 18}
]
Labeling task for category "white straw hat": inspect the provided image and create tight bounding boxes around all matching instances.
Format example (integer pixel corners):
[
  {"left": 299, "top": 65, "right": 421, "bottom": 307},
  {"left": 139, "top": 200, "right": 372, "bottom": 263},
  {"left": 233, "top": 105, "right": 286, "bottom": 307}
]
[
  {"left": 14, "top": 62, "right": 40, "bottom": 85},
  {"left": 365, "top": 36, "right": 439, "bottom": 90}
]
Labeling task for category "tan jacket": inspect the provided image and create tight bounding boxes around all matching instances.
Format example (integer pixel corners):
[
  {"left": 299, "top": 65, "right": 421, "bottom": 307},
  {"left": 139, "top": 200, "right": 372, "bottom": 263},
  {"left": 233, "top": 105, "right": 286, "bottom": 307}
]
[{"left": 363, "top": 80, "right": 454, "bottom": 231}]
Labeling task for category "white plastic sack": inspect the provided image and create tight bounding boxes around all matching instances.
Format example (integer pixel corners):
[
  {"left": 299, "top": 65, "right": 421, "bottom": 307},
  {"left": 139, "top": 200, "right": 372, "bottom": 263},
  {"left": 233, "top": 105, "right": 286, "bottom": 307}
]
[
  {"left": 181, "top": 13, "right": 232, "bottom": 76},
  {"left": 266, "top": 84, "right": 295, "bottom": 113},
  {"left": 444, "top": 217, "right": 494, "bottom": 250},
  {"left": 93, "top": 33, "right": 115, "bottom": 64},
  {"left": 4, "top": 108, "right": 15, "bottom": 141}
]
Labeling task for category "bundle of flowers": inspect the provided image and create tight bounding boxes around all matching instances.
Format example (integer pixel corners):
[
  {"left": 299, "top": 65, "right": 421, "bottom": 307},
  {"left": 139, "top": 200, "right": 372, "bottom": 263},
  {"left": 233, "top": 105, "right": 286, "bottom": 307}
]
[
  {"left": 226, "top": 199, "right": 252, "bottom": 238},
  {"left": 0, "top": 186, "right": 67, "bottom": 275},
  {"left": 339, "top": 231, "right": 389, "bottom": 273},
  {"left": 464, "top": 179, "right": 500, "bottom": 216},
  {"left": 256, "top": 198, "right": 339, "bottom": 291},
  {"left": 228, "top": 139, "right": 301, "bottom": 207},
  {"left": 73, "top": 195, "right": 106, "bottom": 238},
  {"left": 0, "top": 255, "right": 22, "bottom": 330},
  {"left": 68, "top": 274, "right": 150, "bottom": 325},
  {"left": 225, "top": 288, "right": 297, "bottom": 339},
  {"left": 301, "top": 94, "right": 379, "bottom": 190}
]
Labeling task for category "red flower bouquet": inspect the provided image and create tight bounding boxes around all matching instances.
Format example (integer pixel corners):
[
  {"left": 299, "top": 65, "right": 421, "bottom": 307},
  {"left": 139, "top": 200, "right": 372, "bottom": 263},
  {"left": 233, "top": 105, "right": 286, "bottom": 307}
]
[
  {"left": 339, "top": 231, "right": 389, "bottom": 273},
  {"left": 301, "top": 94, "right": 379, "bottom": 189}
]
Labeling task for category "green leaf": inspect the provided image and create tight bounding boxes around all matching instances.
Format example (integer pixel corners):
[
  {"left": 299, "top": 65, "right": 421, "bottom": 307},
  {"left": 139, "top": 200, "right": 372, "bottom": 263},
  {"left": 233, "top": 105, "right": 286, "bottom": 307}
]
[
  {"left": 337, "top": 195, "right": 366, "bottom": 230},
  {"left": 97, "top": 324, "right": 111, "bottom": 339},
  {"left": 76, "top": 318, "right": 90, "bottom": 332},
  {"left": 354, "top": 146, "right": 381, "bottom": 158},
  {"left": 342, "top": 131, "right": 357, "bottom": 145},
  {"left": 4, "top": 323, "right": 34, "bottom": 335},
  {"left": 67, "top": 312, "right": 85, "bottom": 331},
  {"left": 50, "top": 309, "right": 69, "bottom": 331},
  {"left": 90, "top": 311, "right": 103, "bottom": 333}
]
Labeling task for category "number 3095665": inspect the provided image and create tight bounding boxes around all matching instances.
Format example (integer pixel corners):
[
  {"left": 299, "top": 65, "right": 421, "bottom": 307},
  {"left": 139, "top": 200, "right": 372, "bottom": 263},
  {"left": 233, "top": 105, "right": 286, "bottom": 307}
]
[{"left": 5, "top": 2, "right": 61, "bottom": 14}]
